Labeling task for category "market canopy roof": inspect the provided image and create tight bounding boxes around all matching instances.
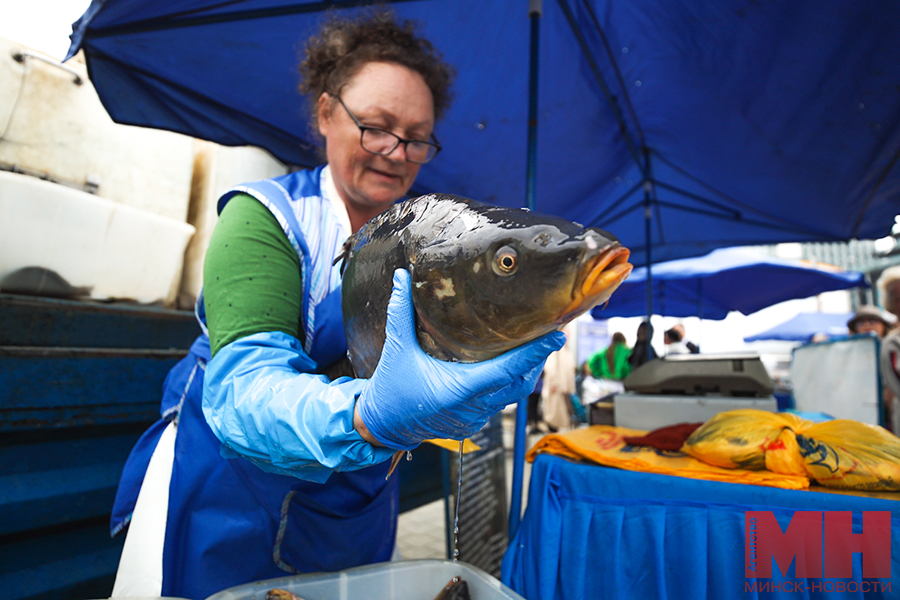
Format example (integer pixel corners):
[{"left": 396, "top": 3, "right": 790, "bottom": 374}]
[
  {"left": 67, "top": 0, "right": 900, "bottom": 266},
  {"left": 743, "top": 312, "right": 856, "bottom": 343},
  {"left": 591, "top": 247, "right": 868, "bottom": 320}
]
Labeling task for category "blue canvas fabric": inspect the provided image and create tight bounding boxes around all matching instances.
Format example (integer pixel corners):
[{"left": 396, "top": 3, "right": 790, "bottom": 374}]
[
  {"left": 502, "top": 454, "right": 900, "bottom": 600},
  {"left": 66, "top": 0, "right": 900, "bottom": 267},
  {"left": 591, "top": 247, "right": 867, "bottom": 320}
]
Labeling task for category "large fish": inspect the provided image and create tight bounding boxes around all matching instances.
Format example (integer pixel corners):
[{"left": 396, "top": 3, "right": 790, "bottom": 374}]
[{"left": 338, "top": 194, "right": 633, "bottom": 378}]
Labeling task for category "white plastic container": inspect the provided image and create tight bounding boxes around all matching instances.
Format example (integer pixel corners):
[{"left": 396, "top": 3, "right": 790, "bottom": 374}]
[
  {"left": 0, "top": 170, "right": 195, "bottom": 306},
  {"left": 204, "top": 560, "right": 525, "bottom": 600},
  {"left": 1, "top": 36, "right": 195, "bottom": 222}
]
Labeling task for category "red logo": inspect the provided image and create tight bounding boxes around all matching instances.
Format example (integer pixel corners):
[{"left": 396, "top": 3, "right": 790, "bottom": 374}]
[{"left": 745, "top": 511, "right": 891, "bottom": 579}]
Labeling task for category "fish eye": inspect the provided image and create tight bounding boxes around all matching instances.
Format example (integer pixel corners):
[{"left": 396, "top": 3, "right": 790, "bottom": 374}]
[{"left": 493, "top": 246, "right": 518, "bottom": 275}]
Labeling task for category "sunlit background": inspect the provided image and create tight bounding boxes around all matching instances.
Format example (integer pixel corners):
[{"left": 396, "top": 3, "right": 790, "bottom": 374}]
[{"left": 0, "top": 0, "right": 92, "bottom": 60}]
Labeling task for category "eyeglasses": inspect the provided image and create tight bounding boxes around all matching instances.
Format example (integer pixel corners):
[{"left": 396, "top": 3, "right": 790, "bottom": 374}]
[
  {"left": 855, "top": 317, "right": 882, "bottom": 325},
  {"left": 333, "top": 95, "right": 441, "bottom": 164}
]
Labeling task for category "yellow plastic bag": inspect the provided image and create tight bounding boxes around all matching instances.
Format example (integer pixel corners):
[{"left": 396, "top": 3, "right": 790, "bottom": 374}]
[
  {"left": 796, "top": 419, "right": 900, "bottom": 491},
  {"left": 682, "top": 409, "right": 900, "bottom": 491},
  {"left": 765, "top": 426, "right": 808, "bottom": 477},
  {"left": 681, "top": 409, "right": 811, "bottom": 472}
]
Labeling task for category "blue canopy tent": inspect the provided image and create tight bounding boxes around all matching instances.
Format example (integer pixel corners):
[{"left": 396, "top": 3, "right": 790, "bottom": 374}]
[
  {"left": 743, "top": 311, "right": 856, "bottom": 343},
  {"left": 591, "top": 247, "right": 868, "bottom": 320},
  {"left": 65, "top": 0, "right": 900, "bottom": 269}
]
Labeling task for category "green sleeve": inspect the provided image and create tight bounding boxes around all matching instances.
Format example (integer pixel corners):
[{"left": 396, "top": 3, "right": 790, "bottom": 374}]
[
  {"left": 587, "top": 351, "right": 604, "bottom": 379},
  {"left": 615, "top": 345, "right": 632, "bottom": 379},
  {"left": 203, "top": 193, "right": 302, "bottom": 358}
]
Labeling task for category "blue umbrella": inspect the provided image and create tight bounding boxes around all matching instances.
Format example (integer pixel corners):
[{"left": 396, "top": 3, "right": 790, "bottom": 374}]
[
  {"left": 63, "top": 0, "right": 900, "bottom": 268},
  {"left": 743, "top": 312, "right": 855, "bottom": 342},
  {"left": 591, "top": 247, "right": 868, "bottom": 320}
]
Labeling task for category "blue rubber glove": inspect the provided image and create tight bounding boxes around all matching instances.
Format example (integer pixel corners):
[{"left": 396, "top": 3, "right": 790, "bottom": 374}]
[{"left": 356, "top": 269, "right": 566, "bottom": 450}]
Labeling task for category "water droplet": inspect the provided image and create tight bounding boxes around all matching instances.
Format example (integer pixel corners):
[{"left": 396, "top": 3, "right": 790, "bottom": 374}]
[
  {"left": 451, "top": 439, "right": 464, "bottom": 563},
  {"left": 859, "top": 102, "right": 866, "bottom": 110},
  {"left": 475, "top": 121, "right": 486, "bottom": 130},
  {"left": 406, "top": 451, "right": 413, "bottom": 462},
  {"left": 621, "top": 47, "right": 629, "bottom": 54},
  {"left": 634, "top": 80, "right": 642, "bottom": 87}
]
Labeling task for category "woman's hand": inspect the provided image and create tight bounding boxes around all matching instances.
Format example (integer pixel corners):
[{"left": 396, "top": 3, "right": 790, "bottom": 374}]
[{"left": 355, "top": 269, "right": 565, "bottom": 450}]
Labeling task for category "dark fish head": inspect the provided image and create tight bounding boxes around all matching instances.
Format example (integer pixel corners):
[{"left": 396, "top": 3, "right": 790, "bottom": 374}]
[{"left": 409, "top": 200, "right": 633, "bottom": 362}]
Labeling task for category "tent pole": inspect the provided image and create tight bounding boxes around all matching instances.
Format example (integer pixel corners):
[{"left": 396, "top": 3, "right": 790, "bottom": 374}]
[
  {"left": 643, "top": 146, "right": 654, "bottom": 359},
  {"left": 644, "top": 195, "right": 653, "bottom": 360},
  {"left": 524, "top": 2, "right": 541, "bottom": 211},
  {"left": 510, "top": 0, "right": 542, "bottom": 545}
]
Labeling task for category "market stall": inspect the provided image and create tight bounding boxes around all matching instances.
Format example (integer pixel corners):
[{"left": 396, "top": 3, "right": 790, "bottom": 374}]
[{"left": 504, "top": 453, "right": 900, "bottom": 600}]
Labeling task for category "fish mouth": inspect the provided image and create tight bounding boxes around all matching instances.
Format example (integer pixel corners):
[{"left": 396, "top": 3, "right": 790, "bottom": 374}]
[{"left": 562, "top": 245, "right": 633, "bottom": 319}]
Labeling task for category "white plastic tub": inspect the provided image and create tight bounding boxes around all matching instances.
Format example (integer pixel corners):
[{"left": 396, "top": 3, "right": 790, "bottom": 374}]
[
  {"left": 204, "top": 560, "right": 525, "bottom": 600},
  {"left": 0, "top": 170, "right": 195, "bottom": 306}
]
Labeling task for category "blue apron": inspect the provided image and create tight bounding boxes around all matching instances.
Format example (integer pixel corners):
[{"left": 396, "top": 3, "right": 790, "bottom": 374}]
[{"left": 111, "top": 167, "right": 398, "bottom": 600}]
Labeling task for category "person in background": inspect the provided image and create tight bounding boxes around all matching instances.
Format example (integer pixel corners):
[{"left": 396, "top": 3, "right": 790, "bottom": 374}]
[
  {"left": 589, "top": 332, "right": 631, "bottom": 382},
  {"left": 664, "top": 326, "right": 691, "bottom": 355},
  {"left": 879, "top": 267, "right": 900, "bottom": 430},
  {"left": 540, "top": 326, "right": 577, "bottom": 432},
  {"left": 582, "top": 333, "right": 631, "bottom": 419},
  {"left": 672, "top": 323, "right": 699, "bottom": 353},
  {"left": 846, "top": 304, "right": 896, "bottom": 433},
  {"left": 628, "top": 321, "right": 657, "bottom": 369},
  {"left": 877, "top": 266, "right": 900, "bottom": 327},
  {"left": 572, "top": 361, "right": 590, "bottom": 423},
  {"left": 847, "top": 305, "right": 894, "bottom": 338},
  {"left": 109, "top": 12, "right": 564, "bottom": 600},
  {"left": 579, "top": 362, "right": 602, "bottom": 402}
]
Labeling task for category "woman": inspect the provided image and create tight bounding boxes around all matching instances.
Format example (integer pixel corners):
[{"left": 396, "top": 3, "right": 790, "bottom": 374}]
[
  {"left": 540, "top": 328, "right": 577, "bottom": 432},
  {"left": 589, "top": 332, "right": 631, "bottom": 381},
  {"left": 628, "top": 320, "right": 658, "bottom": 370},
  {"left": 579, "top": 333, "right": 630, "bottom": 412},
  {"left": 847, "top": 305, "right": 894, "bottom": 338},
  {"left": 110, "top": 12, "right": 563, "bottom": 600}
]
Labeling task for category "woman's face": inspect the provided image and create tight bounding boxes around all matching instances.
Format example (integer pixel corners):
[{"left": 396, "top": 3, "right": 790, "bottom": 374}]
[
  {"left": 318, "top": 62, "right": 435, "bottom": 222},
  {"left": 854, "top": 317, "right": 886, "bottom": 338}
]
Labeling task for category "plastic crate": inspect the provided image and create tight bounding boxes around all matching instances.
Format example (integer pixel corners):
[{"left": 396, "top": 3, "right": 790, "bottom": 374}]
[{"left": 204, "top": 559, "right": 525, "bottom": 600}]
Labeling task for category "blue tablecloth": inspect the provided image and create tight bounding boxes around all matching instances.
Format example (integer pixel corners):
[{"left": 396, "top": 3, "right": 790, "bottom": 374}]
[{"left": 502, "top": 454, "right": 900, "bottom": 600}]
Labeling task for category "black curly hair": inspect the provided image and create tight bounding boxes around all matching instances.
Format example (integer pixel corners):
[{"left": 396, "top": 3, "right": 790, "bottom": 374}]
[{"left": 299, "top": 9, "right": 454, "bottom": 137}]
